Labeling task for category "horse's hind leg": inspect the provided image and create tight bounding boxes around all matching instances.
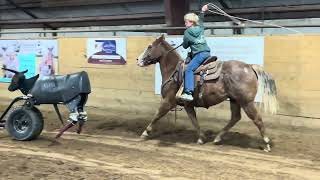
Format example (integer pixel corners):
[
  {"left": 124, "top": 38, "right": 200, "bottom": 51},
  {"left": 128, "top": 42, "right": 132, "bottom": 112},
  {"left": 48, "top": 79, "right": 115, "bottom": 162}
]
[
  {"left": 184, "top": 104, "right": 205, "bottom": 144},
  {"left": 141, "top": 99, "right": 175, "bottom": 139},
  {"left": 214, "top": 100, "right": 241, "bottom": 144},
  {"left": 242, "top": 102, "right": 271, "bottom": 152}
]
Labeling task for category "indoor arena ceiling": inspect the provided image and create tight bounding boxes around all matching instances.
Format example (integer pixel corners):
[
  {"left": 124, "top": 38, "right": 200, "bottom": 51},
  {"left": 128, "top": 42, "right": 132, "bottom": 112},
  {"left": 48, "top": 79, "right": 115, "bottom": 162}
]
[{"left": 1, "top": 0, "right": 320, "bottom": 29}]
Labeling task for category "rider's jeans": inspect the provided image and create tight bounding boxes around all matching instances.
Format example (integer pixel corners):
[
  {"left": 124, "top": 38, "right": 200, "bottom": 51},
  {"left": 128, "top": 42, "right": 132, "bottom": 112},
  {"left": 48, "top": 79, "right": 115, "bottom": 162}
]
[{"left": 184, "top": 51, "right": 211, "bottom": 93}]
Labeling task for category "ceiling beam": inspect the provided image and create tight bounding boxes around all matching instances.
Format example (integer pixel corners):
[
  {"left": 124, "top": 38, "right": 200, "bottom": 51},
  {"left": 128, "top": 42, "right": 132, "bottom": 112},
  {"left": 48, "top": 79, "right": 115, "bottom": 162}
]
[
  {"left": 2, "top": 24, "right": 320, "bottom": 35},
  {"left": 0, "top": 13, "right": 164, "bottom": 25},
  {"left": 1, "top": 4, "right": 320, "bottom": 29},
  {"left": 5, "top": 0, "right": 56, "bottom": 30},
  {"left": 164, "top": 0, "right": 189, "bottom": 35},
  {"left": 217, "top": 0, "right": 229, "bottom": 9},
  {"left": 42, "top": 0, "right": 153, "bottom": 7}
]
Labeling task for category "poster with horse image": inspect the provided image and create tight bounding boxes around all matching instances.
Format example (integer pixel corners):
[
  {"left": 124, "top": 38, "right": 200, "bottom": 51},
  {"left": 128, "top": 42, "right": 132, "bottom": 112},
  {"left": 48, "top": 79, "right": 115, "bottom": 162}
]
[
  {"left": 155, "top": 36, "right": 265, "bottom": 102},
  {"left": 0, "top": 40, "right": 58, "bottom": 83},
  {"left": 87, "top": 38, "right": 127, "bottom": 65}
]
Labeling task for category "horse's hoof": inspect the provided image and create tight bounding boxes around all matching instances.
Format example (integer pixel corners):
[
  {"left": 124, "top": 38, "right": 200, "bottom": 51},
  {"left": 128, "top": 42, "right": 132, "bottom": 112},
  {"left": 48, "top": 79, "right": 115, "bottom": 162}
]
[
  {"left": 197, "top": 138, "right": 204, "bottom": 145},
  {"left": 140, "top": 131, "right": 149, "bottom": 139},
  {"left": 263, "top": 144, "right": 271, "bottom": 152},
  {"left": 213, "top": 137, "right": 222, "bottom": 145}
]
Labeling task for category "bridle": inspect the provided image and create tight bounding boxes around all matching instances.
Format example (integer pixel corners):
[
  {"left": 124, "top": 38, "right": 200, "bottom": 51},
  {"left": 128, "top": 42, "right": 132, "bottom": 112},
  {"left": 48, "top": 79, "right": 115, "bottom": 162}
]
[
  {"left": 159, "top": 43, "right": 184, "bottom": 95},
  {"left": 142, "top": 42, "right": 183, "bottom": 66},
  {"left": 140, "top": 42, "right": 184, "bottom": 95}
]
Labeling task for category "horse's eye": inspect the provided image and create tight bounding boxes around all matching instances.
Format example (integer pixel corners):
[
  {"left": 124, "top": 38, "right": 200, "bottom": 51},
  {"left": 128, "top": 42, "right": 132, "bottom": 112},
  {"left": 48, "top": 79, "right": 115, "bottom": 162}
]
[{"left": 148, "top": 45, "right": 152, "bottom": 49}]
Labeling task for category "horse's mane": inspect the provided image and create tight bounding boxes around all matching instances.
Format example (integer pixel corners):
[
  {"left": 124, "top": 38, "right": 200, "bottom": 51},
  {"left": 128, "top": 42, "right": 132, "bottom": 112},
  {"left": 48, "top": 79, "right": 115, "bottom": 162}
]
[{"left": 161, "top": 40, "right": 184, "bottom": 61}]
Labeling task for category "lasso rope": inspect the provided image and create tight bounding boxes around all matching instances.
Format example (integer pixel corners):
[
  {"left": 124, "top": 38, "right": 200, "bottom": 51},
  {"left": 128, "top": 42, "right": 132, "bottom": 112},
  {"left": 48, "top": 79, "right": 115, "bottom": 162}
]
[{"left": 206, "top": 3, "right": 303, "bottom": 34}]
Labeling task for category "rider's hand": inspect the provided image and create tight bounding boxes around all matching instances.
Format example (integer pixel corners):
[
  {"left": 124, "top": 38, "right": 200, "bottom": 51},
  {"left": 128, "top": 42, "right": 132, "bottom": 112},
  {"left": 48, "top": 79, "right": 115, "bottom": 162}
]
[{"left": 202, "top": 5, "right": 208, "bottom": 12}]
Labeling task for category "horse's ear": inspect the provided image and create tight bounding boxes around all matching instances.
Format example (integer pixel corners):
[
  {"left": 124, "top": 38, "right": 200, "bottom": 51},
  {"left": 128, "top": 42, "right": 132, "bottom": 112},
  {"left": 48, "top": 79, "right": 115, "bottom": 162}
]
[{"left": 159, "top": 34, "right": 165, "bottom": 41}]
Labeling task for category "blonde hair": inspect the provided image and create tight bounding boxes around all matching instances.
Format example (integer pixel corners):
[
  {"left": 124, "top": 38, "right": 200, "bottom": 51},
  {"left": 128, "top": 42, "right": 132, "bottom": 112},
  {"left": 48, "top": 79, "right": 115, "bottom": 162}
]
[{"left": 184, "top": 13, "right": 199, "bottom": 25}]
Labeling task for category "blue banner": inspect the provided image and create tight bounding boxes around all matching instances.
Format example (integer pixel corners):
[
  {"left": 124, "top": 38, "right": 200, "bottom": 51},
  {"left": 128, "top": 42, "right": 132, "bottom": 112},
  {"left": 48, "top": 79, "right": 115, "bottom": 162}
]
[{"left": 18, "top": 53, "right": 36, "bottom": 79}]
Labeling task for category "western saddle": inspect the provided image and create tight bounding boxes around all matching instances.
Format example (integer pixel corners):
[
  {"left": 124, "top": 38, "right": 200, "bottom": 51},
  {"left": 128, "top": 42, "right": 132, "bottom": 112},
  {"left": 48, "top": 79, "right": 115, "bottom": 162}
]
[{"left": 176, "top": 55, "right": 224, "bottom": 100}]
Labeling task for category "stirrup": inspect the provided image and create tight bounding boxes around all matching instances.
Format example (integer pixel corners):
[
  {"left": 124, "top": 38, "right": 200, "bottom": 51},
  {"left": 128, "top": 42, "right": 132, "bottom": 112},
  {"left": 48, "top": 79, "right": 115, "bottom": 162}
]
[
  {"left": 176, "top": 84, "right": 184, "bottom": 99},
  {"left": 180, "top": 93, "right": 193, "bottom": 101}
]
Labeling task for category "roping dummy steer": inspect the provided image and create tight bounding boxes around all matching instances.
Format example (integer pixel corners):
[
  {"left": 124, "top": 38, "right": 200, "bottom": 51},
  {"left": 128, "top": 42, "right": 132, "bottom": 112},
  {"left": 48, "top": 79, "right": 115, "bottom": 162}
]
[{"left": 2, "top": 68, "right": 91, "bottom": 139}]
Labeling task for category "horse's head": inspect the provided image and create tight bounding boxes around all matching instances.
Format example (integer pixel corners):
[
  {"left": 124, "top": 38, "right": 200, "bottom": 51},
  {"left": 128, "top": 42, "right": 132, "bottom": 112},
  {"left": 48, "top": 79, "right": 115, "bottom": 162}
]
[
  {"left": 137, "top": 35, "right": 166, "bottom": 67},
  {"left": 2, "top": 67, "right": 28, "bottom": 91}
]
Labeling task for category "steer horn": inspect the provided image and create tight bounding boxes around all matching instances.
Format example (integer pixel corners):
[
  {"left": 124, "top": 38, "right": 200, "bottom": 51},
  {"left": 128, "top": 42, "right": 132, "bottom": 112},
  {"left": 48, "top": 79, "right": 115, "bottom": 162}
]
[
  {"left": 2, "top": 67, "right": 19, "bottom": 74},
  {"left": 21, "top": 69, "right": 28, "bottom": 73}
]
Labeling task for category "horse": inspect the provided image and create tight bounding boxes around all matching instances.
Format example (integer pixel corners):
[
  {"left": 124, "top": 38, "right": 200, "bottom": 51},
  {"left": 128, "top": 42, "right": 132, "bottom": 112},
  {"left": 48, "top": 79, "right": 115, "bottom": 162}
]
[{"left": 136, "top": 35, "right": 277, "bottom": 152}]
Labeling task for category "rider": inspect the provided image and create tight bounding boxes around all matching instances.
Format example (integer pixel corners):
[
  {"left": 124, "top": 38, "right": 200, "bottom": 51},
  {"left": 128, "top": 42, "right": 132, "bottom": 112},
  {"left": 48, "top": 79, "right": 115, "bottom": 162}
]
[{"left": 180, "top": 4, "right": 211, "bottom": 102}]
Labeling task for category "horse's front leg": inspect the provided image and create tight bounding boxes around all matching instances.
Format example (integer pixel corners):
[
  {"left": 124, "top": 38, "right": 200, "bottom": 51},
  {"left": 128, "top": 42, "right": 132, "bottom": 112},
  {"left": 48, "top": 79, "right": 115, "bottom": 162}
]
[
  {"left": 141, "top": 98, "right": 175, "bottom": 139},
  {"left": 184, "top": 103, "right": 205, "bottom": 144}
]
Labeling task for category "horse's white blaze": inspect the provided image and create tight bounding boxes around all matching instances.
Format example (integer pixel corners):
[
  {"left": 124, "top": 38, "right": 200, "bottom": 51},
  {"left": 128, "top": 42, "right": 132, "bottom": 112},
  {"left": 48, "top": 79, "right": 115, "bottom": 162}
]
[
  {"left": 137, "top": 48, "right": 147, "bottom": 66},
  {"left": 244, "top": 67, "right": 248, "bottom": 73}
]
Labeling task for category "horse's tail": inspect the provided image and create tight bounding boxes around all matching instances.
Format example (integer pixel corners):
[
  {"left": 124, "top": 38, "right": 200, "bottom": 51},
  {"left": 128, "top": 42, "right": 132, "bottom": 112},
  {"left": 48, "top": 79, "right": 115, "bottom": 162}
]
[{"left": 251, "top": 65, "right": 278, "bottom": 115}]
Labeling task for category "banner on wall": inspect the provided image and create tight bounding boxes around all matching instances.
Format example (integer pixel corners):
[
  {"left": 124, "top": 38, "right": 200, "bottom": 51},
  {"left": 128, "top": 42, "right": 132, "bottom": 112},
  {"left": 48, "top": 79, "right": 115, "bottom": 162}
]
[
  {"left": 87, "top": 38, "right": 127, "bottom": 65},
  {"left": 155, "top": 36, "right": 265, "bottom": 102},
  {"left": 0, "top": 40, "right": 58, "bottom": 83}
]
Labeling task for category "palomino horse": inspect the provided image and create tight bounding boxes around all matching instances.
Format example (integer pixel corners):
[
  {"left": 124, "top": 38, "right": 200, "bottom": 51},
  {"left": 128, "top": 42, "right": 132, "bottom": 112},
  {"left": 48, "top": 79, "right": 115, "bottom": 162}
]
[{"left": 136, "top": 35, "right": 277, "bottom": 151}]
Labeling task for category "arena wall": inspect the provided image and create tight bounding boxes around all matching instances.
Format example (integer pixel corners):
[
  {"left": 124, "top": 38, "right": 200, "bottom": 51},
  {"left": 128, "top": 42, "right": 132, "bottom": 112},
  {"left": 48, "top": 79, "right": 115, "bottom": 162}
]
[{"left": 1, "top": 35, "right": 319, "bottom": 126}]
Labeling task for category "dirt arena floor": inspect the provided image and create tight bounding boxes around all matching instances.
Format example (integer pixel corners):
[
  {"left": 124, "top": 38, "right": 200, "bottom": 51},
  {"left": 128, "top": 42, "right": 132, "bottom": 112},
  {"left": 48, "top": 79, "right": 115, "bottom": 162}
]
[{"left": 0, "top": 104, "right": 320, "bottom": 180}]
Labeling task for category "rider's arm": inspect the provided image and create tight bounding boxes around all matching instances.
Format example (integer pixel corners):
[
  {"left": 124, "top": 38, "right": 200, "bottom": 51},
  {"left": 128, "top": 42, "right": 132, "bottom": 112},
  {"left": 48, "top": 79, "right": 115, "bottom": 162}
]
[
  {"left": 182, "top": 31, "right": 190, "bottom": 49},
  {"left": 198, "top": 11, "right": 205, "bottom": 27},
  {"left": 199, "top": 4, "right": 208, "bottom": 28}
]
